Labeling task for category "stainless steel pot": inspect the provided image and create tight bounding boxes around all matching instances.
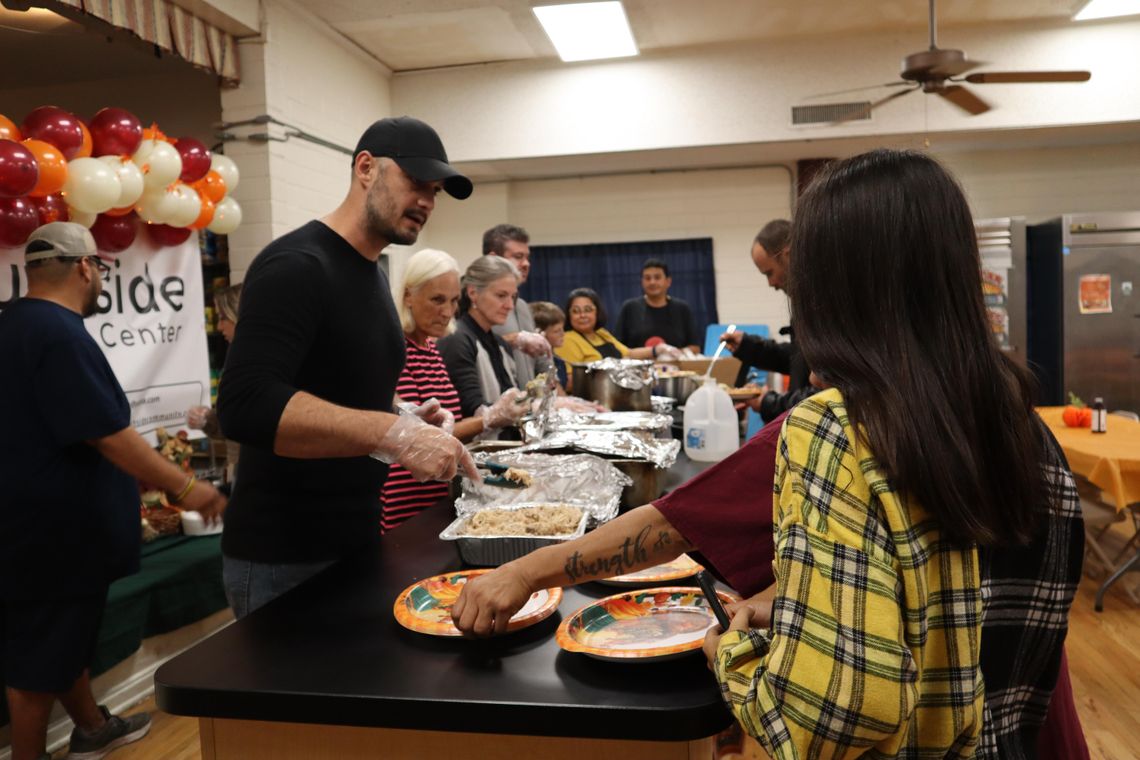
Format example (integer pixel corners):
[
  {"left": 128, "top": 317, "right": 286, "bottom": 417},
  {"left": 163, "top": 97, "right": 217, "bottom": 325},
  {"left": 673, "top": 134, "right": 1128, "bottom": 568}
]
[
  {"left": 611, "top": 459, "right": 663, "bottom": 510},
  {"left": 653, "top": 372, "right": 698, "bottom": 405},
  {"left": 570, "top": 360, "right": 653, "bottom": 412}
]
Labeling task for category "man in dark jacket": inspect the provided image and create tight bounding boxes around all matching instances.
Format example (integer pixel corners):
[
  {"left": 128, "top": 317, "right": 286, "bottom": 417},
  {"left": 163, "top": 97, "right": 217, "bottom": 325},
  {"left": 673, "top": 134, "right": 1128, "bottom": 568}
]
[{"left": 720, "top": 219, "right": 813, "bottom": 421}]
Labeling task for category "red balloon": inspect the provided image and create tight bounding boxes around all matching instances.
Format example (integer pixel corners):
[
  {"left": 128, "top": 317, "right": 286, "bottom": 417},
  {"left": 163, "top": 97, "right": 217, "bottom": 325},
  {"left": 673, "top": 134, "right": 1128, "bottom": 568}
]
[
  {"left": 21, "top": 106, "right": 85, "bottom": 161},
  {"left": 0, "top": 197, "right": 40, "bottom": 248},
  {"left": 146, "top": 223, "right": 193, "bottom": 247},
  {"left": 174, "top": 137, "right": 211, "bottom": 183},
  {"left": 89, "top": 107, "right": 143, "bottom": 157},
  {"left": 91, "top": 211, "right": 140, "bottom": 253},
  {"left": 0, "top": 139, "right": 39, "bottom": 198},
  {"left": 30, "top": 193, "right": 69, "bottom": 226}
]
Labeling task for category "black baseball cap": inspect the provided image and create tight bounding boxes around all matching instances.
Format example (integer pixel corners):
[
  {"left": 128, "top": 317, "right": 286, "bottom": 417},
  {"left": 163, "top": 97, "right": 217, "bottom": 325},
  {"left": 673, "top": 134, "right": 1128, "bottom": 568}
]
[{"left": 353, "top": 116, "right": 473, "bottom": 200}]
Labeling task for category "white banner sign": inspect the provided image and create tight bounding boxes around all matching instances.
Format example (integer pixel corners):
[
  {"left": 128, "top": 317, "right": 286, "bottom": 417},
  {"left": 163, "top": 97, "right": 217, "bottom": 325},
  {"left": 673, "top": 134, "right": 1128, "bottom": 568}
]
[{"left": 1, "top": 236, "right": 211, "bottom": 445}]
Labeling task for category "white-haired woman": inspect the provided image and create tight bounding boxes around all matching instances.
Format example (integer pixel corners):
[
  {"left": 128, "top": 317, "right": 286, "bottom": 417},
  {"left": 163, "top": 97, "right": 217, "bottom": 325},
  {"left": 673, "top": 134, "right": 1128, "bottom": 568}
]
[{"left": 381, "top": 249, "right": 527, "bottom": 532}]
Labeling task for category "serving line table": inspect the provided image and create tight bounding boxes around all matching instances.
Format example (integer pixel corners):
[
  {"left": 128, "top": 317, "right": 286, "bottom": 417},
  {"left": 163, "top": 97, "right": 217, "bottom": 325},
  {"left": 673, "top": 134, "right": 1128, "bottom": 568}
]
[{"left": 155, "top": 456, "right": 730, "bottom": 759}]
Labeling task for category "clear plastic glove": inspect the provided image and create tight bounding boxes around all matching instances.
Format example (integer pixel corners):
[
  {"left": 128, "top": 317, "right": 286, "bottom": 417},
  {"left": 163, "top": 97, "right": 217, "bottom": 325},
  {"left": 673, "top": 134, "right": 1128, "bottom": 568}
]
[
  {"left": 404, "top": 397, "right": 455, "bottom": 434},
  {"left": 512, "top": 331, "right": 552, "bottom": 358},
  {"left": 373, "top": 413, "right": 478, "bottom": 482},
  {"left": 554, "top": 395, "right": 605, "bottom": 413},
  {"left": 654, "top": 343, "right": 683, "bottom": 361},
  {"left": 187, "top": 405, "right": 212, "bottom": 430},
  {"left": 481, "top": 388, "right": 529, "bottom": 429}
]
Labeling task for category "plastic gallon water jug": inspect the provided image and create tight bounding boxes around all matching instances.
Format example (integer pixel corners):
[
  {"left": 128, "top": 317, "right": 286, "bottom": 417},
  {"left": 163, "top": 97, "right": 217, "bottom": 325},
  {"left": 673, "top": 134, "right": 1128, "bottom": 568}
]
[{"left": 683, "top": 377, "right": 740, "bottom": 462}]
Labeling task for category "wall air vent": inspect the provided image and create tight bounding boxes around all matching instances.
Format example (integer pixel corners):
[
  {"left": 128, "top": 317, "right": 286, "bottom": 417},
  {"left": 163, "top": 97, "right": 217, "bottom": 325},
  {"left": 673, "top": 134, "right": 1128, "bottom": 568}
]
[{"left": 791, "top": 102, "right": 872, "bottom": 126}]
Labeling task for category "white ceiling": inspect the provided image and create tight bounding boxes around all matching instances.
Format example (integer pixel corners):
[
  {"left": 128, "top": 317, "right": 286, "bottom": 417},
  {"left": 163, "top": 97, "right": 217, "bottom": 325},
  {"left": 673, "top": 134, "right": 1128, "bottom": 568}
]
[{"left": 291, "top": 0, "right": 1092, "bottom": 72}]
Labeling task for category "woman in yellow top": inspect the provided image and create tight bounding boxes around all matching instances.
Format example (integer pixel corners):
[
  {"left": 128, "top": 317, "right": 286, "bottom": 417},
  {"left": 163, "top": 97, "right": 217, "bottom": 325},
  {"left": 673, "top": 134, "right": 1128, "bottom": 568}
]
[
  {"left": 704, "top": 149, "right": 1081, "bottom": 758},
  {"left": 555, "top": 287, "right": 678, "bottom": 364}
]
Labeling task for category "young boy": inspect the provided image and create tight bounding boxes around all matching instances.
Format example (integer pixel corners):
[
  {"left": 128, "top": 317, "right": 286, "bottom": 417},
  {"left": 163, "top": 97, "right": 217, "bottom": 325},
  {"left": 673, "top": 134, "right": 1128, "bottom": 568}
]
[{"left": 529, "top": 301, "right": 568, "bottom": 389}]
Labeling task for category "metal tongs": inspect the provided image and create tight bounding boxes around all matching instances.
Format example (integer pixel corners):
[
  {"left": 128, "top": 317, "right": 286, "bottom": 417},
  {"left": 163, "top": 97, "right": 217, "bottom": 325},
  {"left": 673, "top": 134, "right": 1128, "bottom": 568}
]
[{"left": 476, "top": 460, "right": 528, "bottom": 489}]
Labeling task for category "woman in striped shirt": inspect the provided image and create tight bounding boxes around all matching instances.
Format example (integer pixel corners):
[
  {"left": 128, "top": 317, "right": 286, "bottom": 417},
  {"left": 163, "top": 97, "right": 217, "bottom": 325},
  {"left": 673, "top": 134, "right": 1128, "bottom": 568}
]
[{"left": 381, "top": 249, "right": 529, "bottom": 533}]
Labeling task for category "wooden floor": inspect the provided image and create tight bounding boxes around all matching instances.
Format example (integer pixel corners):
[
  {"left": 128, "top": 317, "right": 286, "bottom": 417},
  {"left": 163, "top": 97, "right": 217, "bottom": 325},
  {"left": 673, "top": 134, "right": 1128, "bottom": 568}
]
[{"left": 51, "top": 534, "right": 1140, "bottom": 760}]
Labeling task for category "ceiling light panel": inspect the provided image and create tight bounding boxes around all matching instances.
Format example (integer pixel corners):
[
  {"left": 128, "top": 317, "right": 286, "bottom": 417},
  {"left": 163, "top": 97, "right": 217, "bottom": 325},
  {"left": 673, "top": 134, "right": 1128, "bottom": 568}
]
[
  {"left": 534, "top": 2, "right": 639, "bottom": 63},
  {"left": 1073, "top": 0, "right": 1140, "bottom": 21}
]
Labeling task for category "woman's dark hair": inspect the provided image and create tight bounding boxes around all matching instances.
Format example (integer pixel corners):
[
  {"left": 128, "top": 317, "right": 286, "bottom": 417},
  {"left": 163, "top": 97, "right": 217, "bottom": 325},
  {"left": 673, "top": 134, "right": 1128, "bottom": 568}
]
[
  {"left": 789, "top": 148, "right": 1045, "bottom": 546},
  {"left": 564, "top": 288, "right": 607, "bottom": 331}
]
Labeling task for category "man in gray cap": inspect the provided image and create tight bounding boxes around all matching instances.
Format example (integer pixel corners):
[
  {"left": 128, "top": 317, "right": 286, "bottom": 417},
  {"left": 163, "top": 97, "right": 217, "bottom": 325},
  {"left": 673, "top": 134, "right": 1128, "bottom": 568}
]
[
  {"left": 0, "top": 222, "right": 227, "bottom": 760},
  {"left": 217, "top": 116, "right": 480, "bottom": 618}
]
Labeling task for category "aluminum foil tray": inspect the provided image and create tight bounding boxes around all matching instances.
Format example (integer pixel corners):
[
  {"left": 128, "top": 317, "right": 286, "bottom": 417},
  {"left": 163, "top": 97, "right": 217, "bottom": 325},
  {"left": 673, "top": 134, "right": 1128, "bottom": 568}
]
[
  {"left": 458, "top": 452, "right": 630, "bottom": 524},
  {"left": 439, "top": 503, "right": 590, "bottom": 566},
  {"left": 511, "top": 431, "right": 681, "bottom": 469}
]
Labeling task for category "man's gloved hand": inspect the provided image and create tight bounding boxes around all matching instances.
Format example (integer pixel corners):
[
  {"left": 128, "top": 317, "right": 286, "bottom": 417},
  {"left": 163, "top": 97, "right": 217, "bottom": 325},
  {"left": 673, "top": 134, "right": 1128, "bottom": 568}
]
[
  {"left": 405, "top": 397, "right": 455, "bottom": 434},
  {"left": 372, "top": 414, "right": 477, "bottom": 482},
  {"left": 512, "top": 331, "right": 552, "bottom": 358},
  {"left": 481, "top": 388, "right": 530, "bottom": 430},
  {"left": 187, "top": 405, "right": 212, "bottom": 430},
  {"left": 654, "top": 343, "right": 683, "bottom": 361}
]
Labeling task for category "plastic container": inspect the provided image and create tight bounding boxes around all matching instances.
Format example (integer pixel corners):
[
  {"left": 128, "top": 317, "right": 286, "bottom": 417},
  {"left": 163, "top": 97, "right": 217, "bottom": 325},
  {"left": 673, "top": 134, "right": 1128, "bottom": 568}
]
[{"left": 682, "top": 377, "right": 740, "bottom": 462}]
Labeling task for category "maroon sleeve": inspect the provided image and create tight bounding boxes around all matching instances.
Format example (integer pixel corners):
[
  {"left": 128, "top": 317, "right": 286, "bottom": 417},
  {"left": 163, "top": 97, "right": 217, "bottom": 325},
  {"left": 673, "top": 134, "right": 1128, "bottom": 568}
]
[{"left": 654, "top": 411, "right": 788, "bottom": 597}]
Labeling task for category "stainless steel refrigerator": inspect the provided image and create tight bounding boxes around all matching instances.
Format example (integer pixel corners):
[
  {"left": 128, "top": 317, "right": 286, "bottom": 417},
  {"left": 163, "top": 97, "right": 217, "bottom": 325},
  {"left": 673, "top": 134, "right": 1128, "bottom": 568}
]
[{"left": 1027, "top": 212, "right": 1140, "bottom": 413}]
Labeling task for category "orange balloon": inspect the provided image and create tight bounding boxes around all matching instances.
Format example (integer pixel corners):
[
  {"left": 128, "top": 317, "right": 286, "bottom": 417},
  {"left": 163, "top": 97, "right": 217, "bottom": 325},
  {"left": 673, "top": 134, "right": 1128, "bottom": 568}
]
[
  {"left": 190, "top": 193, "right": 215, "bottom": 230},
  {"left": 193, "top": 170, "right": 226, "bottom": 203},
  {"left": 142, "top": 123, "right": 170, "bottom": 143},
  {"left": 104, "top": 204, "right": 136, "bottom": 217},
  {"left": 0, "top": 114, "right": 20, "bottom": 142},
  {"left": 22, "top": 139, "right": 67, "bottom": 197},
  {"left": 75, "top": 121, "right": 93, "bottom": 159}
]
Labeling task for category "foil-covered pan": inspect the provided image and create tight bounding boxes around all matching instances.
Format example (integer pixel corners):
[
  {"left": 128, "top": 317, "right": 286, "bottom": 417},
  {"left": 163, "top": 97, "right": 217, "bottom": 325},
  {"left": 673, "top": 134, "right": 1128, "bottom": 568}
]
[
  {"left": 510, "top": 431, "right": 681, "bottom": 470},
  {"left": 457, "top": 452, "right": 631, "bottom": 524}
]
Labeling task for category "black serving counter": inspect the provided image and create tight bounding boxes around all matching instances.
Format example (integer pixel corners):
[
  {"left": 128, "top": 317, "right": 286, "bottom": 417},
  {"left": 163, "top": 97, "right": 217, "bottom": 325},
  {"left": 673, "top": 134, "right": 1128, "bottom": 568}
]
[{"left": 155, "top": 455, "right": 728, "bottom": 759}]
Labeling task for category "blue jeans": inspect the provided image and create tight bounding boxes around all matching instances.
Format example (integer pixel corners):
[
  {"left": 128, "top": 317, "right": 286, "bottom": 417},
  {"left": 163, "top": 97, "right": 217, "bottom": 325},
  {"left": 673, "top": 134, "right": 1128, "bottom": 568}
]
[{"left": 223, "top": 556, "right": 335, "bottom": 619}]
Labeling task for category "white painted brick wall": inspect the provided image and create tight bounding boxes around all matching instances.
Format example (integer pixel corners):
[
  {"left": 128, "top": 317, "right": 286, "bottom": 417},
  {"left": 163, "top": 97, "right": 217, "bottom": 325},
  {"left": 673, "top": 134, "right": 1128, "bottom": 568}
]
[
  {"left": 221, "top": 0, "right": 392, "bottom": 280},
  {"left": 936, "top": 142, "right": 1140, "bottom": 222}
]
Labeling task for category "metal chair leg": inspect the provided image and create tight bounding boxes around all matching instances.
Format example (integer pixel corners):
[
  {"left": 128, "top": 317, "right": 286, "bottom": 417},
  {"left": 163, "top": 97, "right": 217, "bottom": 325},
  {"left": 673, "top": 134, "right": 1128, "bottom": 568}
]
[{"left": 1095, "top": 549, "right": 1140, "bottom": 612}]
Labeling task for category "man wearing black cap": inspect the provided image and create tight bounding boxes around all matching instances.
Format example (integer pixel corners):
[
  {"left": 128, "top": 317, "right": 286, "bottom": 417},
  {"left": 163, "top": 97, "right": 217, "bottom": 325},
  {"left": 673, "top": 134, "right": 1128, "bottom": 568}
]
[
  {"left": 217, "top": 116, "right": 479, "bottom": 618},
  {"left": 0, "top": 222, "right": 227, "bottom": 760}
]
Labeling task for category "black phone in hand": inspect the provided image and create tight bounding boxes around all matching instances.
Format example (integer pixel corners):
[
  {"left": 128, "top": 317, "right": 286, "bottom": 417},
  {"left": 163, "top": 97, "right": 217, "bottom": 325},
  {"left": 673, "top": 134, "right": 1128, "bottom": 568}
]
[{"left": 696, "top": 570, "right": 731, "bottom": 630}]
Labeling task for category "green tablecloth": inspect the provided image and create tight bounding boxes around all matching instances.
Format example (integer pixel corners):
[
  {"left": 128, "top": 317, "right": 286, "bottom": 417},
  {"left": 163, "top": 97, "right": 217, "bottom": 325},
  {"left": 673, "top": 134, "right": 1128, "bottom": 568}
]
[{"left": 2, "top": 534, "right": 229, "bottom": 726}]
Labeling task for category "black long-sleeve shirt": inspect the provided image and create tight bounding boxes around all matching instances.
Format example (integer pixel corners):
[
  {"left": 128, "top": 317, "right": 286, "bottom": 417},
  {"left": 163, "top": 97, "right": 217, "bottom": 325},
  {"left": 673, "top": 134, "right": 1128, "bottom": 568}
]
[
  {"left": 734, "top": 329, "right": 814, "bottom": 421},
  {"left": 217, "top": 221, "right": 404, "bottom": 563}
]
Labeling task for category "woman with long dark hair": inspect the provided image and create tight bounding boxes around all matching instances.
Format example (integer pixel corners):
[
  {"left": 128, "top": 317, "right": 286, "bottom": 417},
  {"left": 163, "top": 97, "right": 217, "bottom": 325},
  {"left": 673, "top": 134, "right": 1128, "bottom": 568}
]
[{"left": 706, "top": 149, "right": 1083, "bottom": 757}]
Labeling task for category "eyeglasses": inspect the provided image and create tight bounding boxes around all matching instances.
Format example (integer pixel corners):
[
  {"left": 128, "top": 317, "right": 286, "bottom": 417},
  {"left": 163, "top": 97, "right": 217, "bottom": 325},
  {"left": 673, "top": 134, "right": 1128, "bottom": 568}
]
[
  {"left": 86, "top": 256, "right": 111, "bottom": 275},
  {"left": 569, "top": 306, "right": 596, "bottom": 315}
]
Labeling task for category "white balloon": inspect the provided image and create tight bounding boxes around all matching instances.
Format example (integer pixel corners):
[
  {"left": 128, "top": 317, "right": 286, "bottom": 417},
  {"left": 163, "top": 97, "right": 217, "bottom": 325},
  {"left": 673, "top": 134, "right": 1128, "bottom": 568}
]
[
  {"left": 166, "top": 183, "right": 202, "bottom": 228},
  {"left": 62, "top": 157, "right": 121, "bottom": 214},
  {"left": 207, "top": 196, "right": 242, "bottom": 235},
  {"left": 67, "top": 207, "right": 97, "bottom": 228},
  {"left": 98, "top": 155, "right": 145, "bottom": 209},
  {"left": 135, "top": 186, "right": 179, "bottom": 224},
  {"left": 133, "top": 139, "right": 182, "bottom": 189},
  {"left": 210, "top": 154, "right": 240, "bottom": 193}
]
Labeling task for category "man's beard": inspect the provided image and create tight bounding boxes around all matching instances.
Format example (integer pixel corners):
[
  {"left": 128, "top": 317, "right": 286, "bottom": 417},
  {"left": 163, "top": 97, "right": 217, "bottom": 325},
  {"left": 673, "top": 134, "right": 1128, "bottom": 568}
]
[
  {"left": 365, "top": 184, "right": 418, "bottom": 246},
  {"left": 81, "top": 276, "right": 100, "bottom": 318}
]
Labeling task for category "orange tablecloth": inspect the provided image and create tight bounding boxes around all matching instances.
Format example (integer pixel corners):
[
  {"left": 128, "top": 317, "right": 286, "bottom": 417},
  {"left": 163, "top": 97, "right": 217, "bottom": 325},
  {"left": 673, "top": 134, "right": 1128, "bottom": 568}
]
[{"left": 1039, "top": 407, "right": 1140, "bottom": 511}]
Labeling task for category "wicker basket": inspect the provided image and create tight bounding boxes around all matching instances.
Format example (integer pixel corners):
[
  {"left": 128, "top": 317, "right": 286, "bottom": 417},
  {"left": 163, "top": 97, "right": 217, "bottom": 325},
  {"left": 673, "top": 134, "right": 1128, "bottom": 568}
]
[{"left": 142, "top": 507, "right": 183, "bottom": 537}]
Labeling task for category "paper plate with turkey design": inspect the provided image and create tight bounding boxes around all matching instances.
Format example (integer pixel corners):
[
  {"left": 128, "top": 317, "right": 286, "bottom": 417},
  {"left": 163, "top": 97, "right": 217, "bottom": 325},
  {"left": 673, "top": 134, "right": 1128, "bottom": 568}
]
[
  {"left": 394, "top": 569, "right": 562, "bottom": 636},
  {"left": 556, "top": 586, "right": 737, "bottom": 661}
]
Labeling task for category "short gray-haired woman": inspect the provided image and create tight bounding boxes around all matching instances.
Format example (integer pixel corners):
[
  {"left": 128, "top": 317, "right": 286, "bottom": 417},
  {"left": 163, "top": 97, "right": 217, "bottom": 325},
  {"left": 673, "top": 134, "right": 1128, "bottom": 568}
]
[
  {"left": 437, "top": 255, "right": 527, "bottom": 429},
  {"left": 382, "top": 249, "right": 526, "bottom": 531}
]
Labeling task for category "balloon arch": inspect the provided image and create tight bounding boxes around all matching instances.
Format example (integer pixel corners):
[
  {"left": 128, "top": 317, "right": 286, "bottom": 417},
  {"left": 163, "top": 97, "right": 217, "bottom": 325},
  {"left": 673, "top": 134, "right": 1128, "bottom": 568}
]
[{"left": 0, "top": 106, "right": 241, "bottom": 252}]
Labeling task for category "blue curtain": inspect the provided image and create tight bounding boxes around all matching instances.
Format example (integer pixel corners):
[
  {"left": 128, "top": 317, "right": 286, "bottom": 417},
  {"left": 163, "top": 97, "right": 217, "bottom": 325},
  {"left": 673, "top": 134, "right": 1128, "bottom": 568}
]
[{"left": 520, "top": 238, "right": 718, "bottom": 334}]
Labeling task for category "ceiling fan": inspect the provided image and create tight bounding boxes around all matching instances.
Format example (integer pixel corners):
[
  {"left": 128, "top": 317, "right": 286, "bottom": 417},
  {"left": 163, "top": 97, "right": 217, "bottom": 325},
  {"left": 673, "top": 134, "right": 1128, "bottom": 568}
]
[{"left": 816, "top": 0, "right": 1091, "bottom": 119}]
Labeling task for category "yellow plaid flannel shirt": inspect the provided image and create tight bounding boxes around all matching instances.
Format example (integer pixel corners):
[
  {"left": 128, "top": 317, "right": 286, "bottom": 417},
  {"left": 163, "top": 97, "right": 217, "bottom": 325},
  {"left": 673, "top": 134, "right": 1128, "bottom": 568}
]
[{"left": 714, "top": 388, "right": 985, "bottom": 759}]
